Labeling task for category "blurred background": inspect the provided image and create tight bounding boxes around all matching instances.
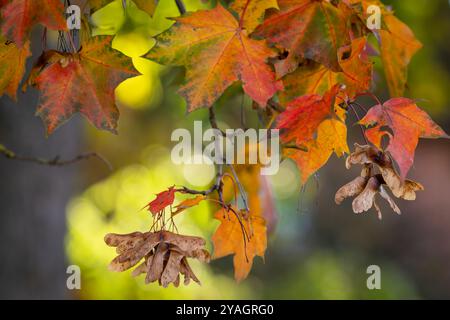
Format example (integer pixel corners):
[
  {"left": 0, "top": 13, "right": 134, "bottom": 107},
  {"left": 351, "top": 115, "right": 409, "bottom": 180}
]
[{"left": 0, "top": 0, "right": 449, "bottom": 299}]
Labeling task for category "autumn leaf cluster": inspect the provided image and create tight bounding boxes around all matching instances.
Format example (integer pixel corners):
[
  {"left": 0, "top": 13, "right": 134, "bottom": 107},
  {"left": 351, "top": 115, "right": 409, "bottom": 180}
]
[{"left": 0, "top": 0, "right": 448, "bottom": 286}]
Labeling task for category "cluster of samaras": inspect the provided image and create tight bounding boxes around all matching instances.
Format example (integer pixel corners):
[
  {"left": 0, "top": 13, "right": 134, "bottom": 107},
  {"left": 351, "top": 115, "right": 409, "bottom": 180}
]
[{"left": 105, "top": 231, "right": 210, "bottom": 287}]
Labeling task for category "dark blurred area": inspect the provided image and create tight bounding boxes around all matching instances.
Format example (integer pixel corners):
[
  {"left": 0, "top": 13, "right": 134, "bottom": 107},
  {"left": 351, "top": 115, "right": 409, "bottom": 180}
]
[{"left": 0, "top": 0, "right": 449, "bottom": 299}]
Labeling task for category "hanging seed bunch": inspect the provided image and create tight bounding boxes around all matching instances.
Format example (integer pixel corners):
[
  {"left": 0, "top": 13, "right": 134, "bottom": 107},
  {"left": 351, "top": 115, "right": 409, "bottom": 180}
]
[
  {"left": 105, "top": 230, "right": 210, "bottom": 287},
  {"left": 335, "top": 143, "right": 424, "bottom": 219}
]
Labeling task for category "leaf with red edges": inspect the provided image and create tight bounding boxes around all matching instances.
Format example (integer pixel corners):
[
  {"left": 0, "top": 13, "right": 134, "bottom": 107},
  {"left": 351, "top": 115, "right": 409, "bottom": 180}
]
[
  {"left": 359, "top": 98, "right": 448, "bottom": 179},
  {"left": 30, "top": 36, "right": 139, "bottom": 135},
  {"left": 277, "top": 84, "right": 341, "bottom": 146},
  {"left": 1, "top": 0, "right": 67, "bottom": 47},
  {"left": 146, "top": 3, "right": 281, "bottom": 111}
]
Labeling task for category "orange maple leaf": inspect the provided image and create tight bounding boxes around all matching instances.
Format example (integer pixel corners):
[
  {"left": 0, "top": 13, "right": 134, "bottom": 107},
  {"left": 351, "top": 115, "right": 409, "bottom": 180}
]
[
  {"left": 359, "top": 98, "right": 448, "bottom": 179},
  {"left": 379, "top": 14, "right": 422, "bottom": 97},
  {"left": 344, "top": 0, "right": 422, "bottom": 97},
  {"left": 172, "top": 195, "right": 205, "bottom": 216},
  {"left": 287, "top": 118, "right": 349, "bottom": 184},
  {"left": 277, "top": 85, "right": 341, "bottom": 146},
  {"left": 0, "top": 37, "right": 30, "bottom": 100},
  {"left": 146, "top": 3, "right": 281, "bottom": 111},
  {"left": 212, "top": 207, "right": 267, "bottom": 282}
]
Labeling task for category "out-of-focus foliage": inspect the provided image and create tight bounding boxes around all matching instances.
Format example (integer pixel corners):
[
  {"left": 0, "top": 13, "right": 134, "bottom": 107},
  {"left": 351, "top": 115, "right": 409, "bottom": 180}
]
[{"left": 91, "top": 0, "right": 211, "bottom": 110}]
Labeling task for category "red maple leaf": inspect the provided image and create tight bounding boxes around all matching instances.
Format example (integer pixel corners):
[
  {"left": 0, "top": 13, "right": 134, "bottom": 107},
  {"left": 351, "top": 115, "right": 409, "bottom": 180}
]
[{"left": 145, "top": 186, "right": 176, "bottom": 216}]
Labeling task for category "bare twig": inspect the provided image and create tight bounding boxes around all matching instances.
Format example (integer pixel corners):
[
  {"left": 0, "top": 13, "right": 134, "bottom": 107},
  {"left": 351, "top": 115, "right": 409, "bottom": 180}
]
[
  {"left": 227, "top": 164, "right": 250, "bottom": 212},
  {"left": 175, "top": 0, "right": 186, "bottom": 15},
  {"left": 0, "top": 144, "right": 113, "bottom": 171},
  {"left": 176, "top": 164, "right": 224, "bottom": 199},
  {"left": 347, "top": 102, "right": 370, "bottom": 145},
  {"left": 282, "top": 143, "right": 308, "bottom": 152},
  {"left": 267, "top": 100, "right": 284, "bottom": 113}
]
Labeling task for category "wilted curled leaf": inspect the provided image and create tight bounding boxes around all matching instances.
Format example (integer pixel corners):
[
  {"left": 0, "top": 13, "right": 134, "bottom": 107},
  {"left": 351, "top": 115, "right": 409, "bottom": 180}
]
[{"left": 105, "top": 230, "right": 210, "bottom": 287}]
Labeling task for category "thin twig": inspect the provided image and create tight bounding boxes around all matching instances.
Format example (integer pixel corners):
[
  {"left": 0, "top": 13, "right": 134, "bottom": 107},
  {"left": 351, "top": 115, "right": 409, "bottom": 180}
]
[
  {"left": 228, "top": 164, "right": 250, "bottom": 212},
  {"left": 175, "top": 0, "right": 186, "bottom": 15},
  {"left": 0, "top": 144, "right": 113, "bottom": 171},
  {"left": 282, "top": 143, "right": 308, "bottom": 152},
  {"left": 354, "top": 92, "right": 382, "bottom": 106},
  {"left": 348, "top": 102, "right": 369, "bottom": 145}
]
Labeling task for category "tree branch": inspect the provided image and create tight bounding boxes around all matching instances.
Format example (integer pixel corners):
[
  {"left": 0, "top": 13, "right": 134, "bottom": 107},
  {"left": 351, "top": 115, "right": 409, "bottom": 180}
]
[
  {"left": 0, "top": 144, "right": 112, "bottom": 171},
  {"left": 175, "top": 0, "right": 186, "bottom": 15}
]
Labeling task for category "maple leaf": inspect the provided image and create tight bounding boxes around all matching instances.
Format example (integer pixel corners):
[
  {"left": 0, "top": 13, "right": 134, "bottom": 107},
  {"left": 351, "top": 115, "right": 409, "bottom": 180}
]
[
  {"left": 286, "top": 118, "right": 349, "bottom": 184},
  {"left": 0, "top": 37, "right": 31, "bottom": 100},
  {"left": 280, "top": 37, "right": 373, "bottom": 104},
  {"left": 0, "top": 0, "right": 67, "bottom": 47},
  {"left": 144, "top": 186, "right": 176, "bottom": 215},
  {"left": 277, "top": 84, "right": 341, "bottom": 146},
  {"left": 345, "top": 0, "right": 422, "bottom": 97},
  {"left": 254, "top": 0, "right": 352, "bottom": 76},
  {"left": 146, "top": 3, "right": 281, "bottom": 111},
  {"left": 29, "top": 36, "right": 138, "bottom": 135},
  {"left": 89, "top": 0, "right": 158, "bottom": 16},
  {"left": 172, "top": 195, "right": 205, "bottom": 216},
  {"left": 230, "top": 0, "right": 279, "bottom": 34},
  {"left": 359, "top": 98, "right": 448, "bottom": 179},
  {"left": 379, "top": 14, "right": 422, "bottom": 97},
  {"left": 212, "top": 207, "right": 267, "bottom": 282}
]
